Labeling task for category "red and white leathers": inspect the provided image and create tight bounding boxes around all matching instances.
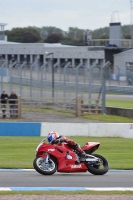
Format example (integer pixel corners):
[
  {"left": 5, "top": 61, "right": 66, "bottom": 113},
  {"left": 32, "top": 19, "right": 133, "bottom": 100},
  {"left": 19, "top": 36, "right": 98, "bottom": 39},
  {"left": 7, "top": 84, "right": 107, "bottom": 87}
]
[{"left": 47, "top": 132, "right": 86, "bottom": 157}]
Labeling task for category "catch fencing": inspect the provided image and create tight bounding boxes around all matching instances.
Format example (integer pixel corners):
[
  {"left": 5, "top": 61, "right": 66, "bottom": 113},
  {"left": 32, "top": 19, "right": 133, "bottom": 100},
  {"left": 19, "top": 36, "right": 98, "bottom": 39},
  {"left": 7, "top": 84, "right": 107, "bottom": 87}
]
[{"left": 0, "top": 59, "right": 131, "bottom": 116}]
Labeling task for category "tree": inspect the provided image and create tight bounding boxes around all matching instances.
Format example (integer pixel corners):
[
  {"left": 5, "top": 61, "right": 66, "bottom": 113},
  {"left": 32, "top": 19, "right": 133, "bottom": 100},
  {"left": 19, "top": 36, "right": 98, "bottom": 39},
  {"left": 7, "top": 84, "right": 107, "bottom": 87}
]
[
  {"left": 92, "top": 27, "right": 109, "bottom": 39},
  {"left": 5, "top": 24, "right": 133, "bottom": 45},
  {"left": 5, "top": 27, "right": 42, "bottom": 43},
  {"left": 67, "top": 27, "right": 85, "bottom": 40},
  {"left": 22, "top": 28, "right": 42, "bottom": 43},
  {"left": 45, "top": 33, "right": 63, "bottom": 43}
]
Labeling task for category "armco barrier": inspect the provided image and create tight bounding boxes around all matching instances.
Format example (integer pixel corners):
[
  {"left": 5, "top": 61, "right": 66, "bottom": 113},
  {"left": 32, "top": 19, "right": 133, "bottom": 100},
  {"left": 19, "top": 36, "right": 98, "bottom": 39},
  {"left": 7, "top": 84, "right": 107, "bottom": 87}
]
[{"left": 0, "top": 122, "right": 41, "bottom": 136}]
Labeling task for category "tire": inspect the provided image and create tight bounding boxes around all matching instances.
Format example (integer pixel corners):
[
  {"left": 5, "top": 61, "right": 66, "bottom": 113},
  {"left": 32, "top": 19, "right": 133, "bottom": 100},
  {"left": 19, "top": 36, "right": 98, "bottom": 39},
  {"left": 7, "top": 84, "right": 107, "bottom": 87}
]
[
  {"left": 85, "top": 154, "right": 109, "bottom": 175},
  {"left": 33, "top": 156, "right": 57, "bottom": 175}
]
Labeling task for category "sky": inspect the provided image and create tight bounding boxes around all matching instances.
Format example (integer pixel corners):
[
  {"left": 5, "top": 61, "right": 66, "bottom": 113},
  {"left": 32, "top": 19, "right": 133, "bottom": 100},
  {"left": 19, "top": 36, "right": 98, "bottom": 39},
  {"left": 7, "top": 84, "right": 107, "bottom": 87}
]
[{"left": 0, "top": 0, "right": 132, "bottom": 31}]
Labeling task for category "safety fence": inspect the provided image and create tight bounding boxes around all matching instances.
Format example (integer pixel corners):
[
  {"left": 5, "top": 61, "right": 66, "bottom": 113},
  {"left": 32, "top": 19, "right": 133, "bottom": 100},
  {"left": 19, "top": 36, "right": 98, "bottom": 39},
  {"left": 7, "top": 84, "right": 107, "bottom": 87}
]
[
  {"left": 1, "top": 59, "right": 132, "bottom": 116},
  {"left": 0, "top": 95, "right": 102, "bottom": 119},
  {"left": 0, "top": 60, "right": 109, "bottom": 115}
]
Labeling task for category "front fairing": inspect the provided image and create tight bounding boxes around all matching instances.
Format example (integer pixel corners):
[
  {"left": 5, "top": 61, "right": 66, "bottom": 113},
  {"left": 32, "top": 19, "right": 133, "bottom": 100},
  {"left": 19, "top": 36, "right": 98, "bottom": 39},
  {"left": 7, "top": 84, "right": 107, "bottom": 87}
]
[
  {"left": 35, "top": 140, "right": 88, "bottom": 173},
  {"left": 35, "top": 142, "right": 54, "bottom": 156}
]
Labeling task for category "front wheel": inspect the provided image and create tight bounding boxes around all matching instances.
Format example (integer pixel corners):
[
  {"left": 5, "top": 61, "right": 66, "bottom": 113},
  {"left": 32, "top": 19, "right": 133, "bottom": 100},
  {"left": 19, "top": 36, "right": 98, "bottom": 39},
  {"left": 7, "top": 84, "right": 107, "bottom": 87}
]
[
  {"left": 86, "top": 154, "right": 109, "bottom": 175},
  {"left": 33, "top": 156, "right": 57, "bottom": 175}
]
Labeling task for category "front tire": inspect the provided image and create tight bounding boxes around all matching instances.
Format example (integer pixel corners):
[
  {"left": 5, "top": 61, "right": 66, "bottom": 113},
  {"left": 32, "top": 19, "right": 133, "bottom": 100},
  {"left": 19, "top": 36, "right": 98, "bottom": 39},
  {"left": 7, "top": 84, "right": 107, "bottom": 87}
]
[
  {"left": 33, "top": 156, "right": 57, "bottom": 175},
  {"left": 85, "top": 154, "right": 109, "bottom": 175}
]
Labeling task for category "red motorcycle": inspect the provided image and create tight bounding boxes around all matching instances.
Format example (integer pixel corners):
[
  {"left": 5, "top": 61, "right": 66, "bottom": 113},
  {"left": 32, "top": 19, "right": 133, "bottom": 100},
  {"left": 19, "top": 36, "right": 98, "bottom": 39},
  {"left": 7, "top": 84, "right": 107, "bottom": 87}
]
[{"left": 33, "top": 138, "right": 109, "bottom": 175}]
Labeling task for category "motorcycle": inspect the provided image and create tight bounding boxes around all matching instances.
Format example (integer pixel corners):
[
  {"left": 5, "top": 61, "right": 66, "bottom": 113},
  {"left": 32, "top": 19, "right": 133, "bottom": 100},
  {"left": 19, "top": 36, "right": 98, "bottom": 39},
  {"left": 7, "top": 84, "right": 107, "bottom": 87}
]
[{"left": 33, "top": 138, "right": 109, "bottom": 175}]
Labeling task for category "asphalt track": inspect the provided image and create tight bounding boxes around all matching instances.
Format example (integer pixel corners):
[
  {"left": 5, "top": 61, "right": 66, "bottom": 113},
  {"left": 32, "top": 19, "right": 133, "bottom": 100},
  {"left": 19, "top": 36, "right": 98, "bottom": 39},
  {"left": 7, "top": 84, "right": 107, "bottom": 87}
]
[{"left": 0, "top": 169, "right": 133, "bottom": 191}]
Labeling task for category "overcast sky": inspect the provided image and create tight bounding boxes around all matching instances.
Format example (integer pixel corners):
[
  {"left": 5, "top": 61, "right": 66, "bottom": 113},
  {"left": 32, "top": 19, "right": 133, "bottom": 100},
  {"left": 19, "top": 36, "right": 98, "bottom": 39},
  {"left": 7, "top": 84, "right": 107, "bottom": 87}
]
[{"left": 0, "top": 0, "right": 132, "bottom": 31}]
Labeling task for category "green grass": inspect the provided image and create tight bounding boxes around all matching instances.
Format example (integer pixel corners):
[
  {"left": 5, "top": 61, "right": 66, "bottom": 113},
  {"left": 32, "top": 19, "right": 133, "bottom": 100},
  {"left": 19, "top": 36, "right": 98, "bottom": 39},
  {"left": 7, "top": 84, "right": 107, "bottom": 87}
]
[
  {"left": 81, "top": 113, "right": 133, "bottom": 123},
  {"left": 0, "top": 136, "right": 133, "bottom": 169},
  {"left": 0, "top": 190, "right": 133, "bottom": 195},
  {"left": 106, "top": 100, "right": 133, "bottom": 109}
]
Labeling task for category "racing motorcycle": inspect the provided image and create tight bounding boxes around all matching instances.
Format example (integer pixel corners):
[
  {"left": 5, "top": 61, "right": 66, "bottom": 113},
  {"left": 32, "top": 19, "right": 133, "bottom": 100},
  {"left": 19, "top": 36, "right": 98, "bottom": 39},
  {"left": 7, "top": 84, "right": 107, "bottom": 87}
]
[{"left": 33, "top": 138, "right": 109, "bottom": 175}]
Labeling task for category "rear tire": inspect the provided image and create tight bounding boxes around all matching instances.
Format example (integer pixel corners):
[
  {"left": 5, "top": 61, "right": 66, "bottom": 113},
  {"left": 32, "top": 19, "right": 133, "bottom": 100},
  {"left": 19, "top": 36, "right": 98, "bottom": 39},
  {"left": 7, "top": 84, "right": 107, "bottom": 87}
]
[
  {"left": 85, "top": 154, "right": 109, "bottom": 175},
  {"left": 33, "top": 156, "right": 57, "bottom": 175}
]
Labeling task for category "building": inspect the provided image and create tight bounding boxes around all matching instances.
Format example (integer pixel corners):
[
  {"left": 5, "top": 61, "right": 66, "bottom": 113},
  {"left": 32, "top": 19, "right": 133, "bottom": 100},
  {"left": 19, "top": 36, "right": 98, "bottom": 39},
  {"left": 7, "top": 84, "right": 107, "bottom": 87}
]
[
  {"left": 0, "top": 43, "right": 105, "bottom": 69},
  {"left": 113, "top": 49, "right": 133, "bottom": 83},
  {"left": 0, "top": 22, "right": 133, "bottom": 71},
  {"left": 0, "top": 42, "right": 105, "bottom": 68},
  {"left": 0, "top": 22, "right": 105, "bottom": 68}
]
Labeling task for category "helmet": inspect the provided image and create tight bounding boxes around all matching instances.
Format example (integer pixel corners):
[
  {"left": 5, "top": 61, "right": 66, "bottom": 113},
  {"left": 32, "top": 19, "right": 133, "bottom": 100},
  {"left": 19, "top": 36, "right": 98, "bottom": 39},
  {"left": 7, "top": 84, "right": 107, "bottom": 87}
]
[{"left": 47, "top": 131, "right": 59, "bottom": 143}]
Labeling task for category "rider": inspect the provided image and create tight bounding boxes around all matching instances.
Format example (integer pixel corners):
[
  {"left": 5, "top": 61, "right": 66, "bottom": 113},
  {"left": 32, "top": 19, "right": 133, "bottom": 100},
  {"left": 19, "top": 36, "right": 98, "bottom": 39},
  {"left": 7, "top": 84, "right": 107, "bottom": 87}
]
[{"left": 47, "top": 131, "right": 89, "bottom": 159}]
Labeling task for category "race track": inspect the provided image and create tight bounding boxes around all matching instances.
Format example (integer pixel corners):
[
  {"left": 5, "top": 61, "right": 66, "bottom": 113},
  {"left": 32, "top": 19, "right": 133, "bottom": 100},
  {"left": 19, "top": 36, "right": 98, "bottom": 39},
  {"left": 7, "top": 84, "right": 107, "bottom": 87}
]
[{"left": 0, "top": 169, "right": 133, "bottom": 189}]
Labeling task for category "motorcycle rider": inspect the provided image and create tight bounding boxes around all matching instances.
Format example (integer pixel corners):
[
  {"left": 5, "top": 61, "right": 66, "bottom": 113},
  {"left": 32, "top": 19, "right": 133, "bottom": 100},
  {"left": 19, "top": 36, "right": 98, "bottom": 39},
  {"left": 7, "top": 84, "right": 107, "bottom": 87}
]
[{"left": 47, "top": 131, "right": 90, "bottom": 159}]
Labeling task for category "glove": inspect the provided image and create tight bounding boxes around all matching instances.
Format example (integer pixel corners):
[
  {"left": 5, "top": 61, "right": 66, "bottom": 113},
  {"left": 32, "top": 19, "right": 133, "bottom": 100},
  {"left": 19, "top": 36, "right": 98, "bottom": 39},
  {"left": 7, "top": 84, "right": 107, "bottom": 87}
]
[
  {"left": 55, "top": 138, "right": 65, "bottom": 144},
  {"left": 51, "top": 140, "right": 57, "bottom": 144},
  {"left": 55, "top": 139, "right": 60, "bottom": 144},
  {"left": 51, "top": 139, "right": 60, "bottom": 144}
]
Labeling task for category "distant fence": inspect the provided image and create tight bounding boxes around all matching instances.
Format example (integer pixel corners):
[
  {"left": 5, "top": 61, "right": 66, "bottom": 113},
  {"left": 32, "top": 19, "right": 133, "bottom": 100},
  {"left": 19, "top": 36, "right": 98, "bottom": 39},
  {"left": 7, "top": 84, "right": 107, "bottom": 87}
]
[
  {"left": 1, "top": 96, "right": 133, "bottom": 119},
  {"left": 0, "top": 60, "right": 108, "bottom": 114},
  {"left": 1, "top": 59, "right": 133, "bottom": 116},
  {"left": 0, "top": 95, "right": 104, "bottom": 119}
]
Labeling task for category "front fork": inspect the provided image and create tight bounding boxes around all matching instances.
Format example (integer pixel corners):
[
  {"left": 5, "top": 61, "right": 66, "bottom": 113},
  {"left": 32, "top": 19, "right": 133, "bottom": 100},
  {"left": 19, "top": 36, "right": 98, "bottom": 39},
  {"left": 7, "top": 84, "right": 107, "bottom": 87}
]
[{"left": 45, "top": 153, "right": 49, "bottom": 163}]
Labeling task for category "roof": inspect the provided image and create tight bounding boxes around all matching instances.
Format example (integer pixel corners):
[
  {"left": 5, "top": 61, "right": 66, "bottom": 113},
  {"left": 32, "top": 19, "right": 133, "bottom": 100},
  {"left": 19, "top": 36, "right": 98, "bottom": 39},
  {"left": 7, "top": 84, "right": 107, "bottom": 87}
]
[
  {"left": 0, "top": 41, "right": 76, "bottom": 47},
  {"left": 43, "top": 43, "right": 76, "bottom": 48},
  {"left": 0, "top": 40, "right": 20, "bottom": 44},
  {"left": 114, "top": 48, "right": 133, "bottom": 56}
]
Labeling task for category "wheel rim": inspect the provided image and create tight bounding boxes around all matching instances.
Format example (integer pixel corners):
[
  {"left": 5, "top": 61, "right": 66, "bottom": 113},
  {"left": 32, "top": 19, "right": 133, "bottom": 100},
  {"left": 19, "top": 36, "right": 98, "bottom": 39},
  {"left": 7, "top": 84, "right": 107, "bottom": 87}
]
[{"left": 36, "top": 157, "right": 55, "bottom": 172}]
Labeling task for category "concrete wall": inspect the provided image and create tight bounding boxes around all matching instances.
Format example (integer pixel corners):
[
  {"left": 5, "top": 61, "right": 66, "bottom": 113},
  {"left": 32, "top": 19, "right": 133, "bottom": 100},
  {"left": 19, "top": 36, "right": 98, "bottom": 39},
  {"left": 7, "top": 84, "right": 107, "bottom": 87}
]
[
  {"left": 106, "top": 107, "right": 133, "bottom": 118},
  {"left": 0, "top": 122, "right": 133, "bottom": 138},
  {"left": 41, "top": 123, "right": 133, "bottom": 138}
]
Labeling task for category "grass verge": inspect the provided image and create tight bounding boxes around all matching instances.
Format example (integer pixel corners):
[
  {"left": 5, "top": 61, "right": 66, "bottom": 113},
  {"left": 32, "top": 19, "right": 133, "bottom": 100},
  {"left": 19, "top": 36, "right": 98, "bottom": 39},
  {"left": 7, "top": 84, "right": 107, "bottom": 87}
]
[
  {"left": 0, "top": 136, "right": 133, "bottom": 169},
  {"left": 0, "top": 191, "right": 133, "bottom": 195}
]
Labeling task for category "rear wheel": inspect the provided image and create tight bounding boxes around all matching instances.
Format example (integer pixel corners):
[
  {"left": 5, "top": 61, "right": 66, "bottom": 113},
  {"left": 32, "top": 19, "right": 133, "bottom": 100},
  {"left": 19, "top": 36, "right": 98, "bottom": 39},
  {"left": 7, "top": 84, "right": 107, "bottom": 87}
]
[
  {"left": 85, "top": 154, "right": 109, "bottom": 175},
  {"left": 33, "top": 156, "right": 57, "bottom": 175}
]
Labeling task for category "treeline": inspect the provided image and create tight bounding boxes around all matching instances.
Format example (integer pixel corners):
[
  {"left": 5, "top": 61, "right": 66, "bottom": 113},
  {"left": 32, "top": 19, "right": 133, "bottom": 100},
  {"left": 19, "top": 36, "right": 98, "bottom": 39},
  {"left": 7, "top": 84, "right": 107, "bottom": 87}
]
[{"left": 5, "top": 24, "right": 132, "bottom": 45}]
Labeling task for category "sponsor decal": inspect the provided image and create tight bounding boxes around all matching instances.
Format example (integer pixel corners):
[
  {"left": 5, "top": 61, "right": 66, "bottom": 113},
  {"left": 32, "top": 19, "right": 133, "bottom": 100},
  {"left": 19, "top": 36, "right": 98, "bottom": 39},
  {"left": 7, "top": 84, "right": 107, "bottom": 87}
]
[
  {"left": 70, "top": 164, "right": 82, "bottom": 169},
  {"left": 48, "top": 149, "right": 55, "bottom": 152}
]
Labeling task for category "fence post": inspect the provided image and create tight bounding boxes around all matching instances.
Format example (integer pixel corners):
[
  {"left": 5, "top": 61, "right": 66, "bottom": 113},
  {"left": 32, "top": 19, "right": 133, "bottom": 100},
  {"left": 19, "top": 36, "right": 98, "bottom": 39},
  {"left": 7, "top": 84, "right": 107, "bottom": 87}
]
[
  {"left": 88, "top": 61, "right": 97, "bottom": 112},
  {"left": 101, "top": 61, "right": 111, "bottom": 114},
  {"left": 76, "top": 96, "right": 81, "bottom": 117},
  {"left": 81, "top": 98, "right": 84, "bottom": 116},
  {"left": 17, "top": 95, "right": 21, "bottom": 118},
  {"left": 63, "top": 62, "right": 71, "bottom": 100},
  {"left": 95, "top": 100, "right": 99, "bottom": 114}
]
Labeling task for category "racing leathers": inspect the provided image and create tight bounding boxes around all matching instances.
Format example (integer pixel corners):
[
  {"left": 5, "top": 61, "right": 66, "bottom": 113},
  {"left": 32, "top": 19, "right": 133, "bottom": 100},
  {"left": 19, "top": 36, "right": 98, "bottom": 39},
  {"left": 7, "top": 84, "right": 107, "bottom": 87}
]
[{"left": 51, "top": 135, "right": 88, "bottom": 158}]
